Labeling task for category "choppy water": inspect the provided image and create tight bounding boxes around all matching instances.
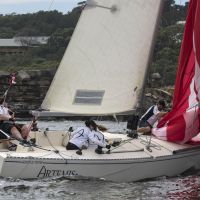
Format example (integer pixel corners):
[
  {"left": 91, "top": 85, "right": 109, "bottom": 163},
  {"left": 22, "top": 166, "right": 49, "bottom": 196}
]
[{"left": 0, "top": 120, "right": 199, "bottom": 200}]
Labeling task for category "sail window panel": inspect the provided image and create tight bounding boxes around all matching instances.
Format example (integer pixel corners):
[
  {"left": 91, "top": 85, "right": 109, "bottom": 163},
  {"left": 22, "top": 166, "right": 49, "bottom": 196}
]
[{"left": 74, "top": 90, "right": 105, "bottom": 105}]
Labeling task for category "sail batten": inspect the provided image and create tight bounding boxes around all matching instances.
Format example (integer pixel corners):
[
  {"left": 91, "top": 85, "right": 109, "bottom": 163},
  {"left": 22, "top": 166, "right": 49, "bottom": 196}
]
[{"left": 42, "top": 0, "right": 162, "bottom": 115}]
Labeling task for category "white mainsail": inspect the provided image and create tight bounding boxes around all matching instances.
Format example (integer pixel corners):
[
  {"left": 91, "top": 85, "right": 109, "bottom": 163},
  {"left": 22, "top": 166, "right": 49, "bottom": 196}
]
[{"left": 41, "top": 0, "right": 162, "bottom": 115}]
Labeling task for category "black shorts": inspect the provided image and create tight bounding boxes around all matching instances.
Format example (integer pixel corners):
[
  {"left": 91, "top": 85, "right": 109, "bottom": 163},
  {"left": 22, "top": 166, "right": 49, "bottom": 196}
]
[
  {"left": 0, "top": 122, "right": 14, "bottom": 139},
  {"left": 0, "top": 122, "right": 24, "bottom": 139},
  {"left": 66, "top": 142, "right": 80, "bottom": 150},
  {"left": 138, "top": 120, "right": 152, "bottom": 128},
  {"left": 15, "top": 123, "right": 23, "bottom": 133}
]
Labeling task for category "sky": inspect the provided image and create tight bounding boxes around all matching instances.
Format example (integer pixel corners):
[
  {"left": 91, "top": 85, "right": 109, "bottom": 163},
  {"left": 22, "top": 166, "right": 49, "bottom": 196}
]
[
  {"left": 0, "top": 0, "right": 189, "bottom": 15},
  {"left": 0, "top": 0, "right": 80, "bottom": 15}
]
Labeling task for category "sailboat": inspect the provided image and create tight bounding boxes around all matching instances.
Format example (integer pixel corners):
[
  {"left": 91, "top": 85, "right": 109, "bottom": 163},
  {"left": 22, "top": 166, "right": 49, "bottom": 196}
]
[{"left": 0, "top": 0, "right": 200, "bottom": 182}]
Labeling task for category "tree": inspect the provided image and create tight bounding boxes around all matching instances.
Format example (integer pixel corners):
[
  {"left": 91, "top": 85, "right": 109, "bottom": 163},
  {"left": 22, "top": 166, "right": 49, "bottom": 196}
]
[{"left": 48, "top": 28, "right": 74, "bottom": 53}]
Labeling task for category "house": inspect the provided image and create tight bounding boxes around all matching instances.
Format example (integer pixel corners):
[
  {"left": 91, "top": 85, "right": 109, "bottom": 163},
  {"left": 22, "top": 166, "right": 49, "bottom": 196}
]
[
  {"left": 176, "top": 20, "right": 186, "bottom": 25},
  {"left": 0, "top": 36, "right": 49, "bottom": 54}
]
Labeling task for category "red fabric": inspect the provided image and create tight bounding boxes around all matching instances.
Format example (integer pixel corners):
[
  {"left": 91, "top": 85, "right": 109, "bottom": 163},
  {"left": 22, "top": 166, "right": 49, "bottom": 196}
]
[
  {"left": 195, "top": 2, "right": 200, "bottom": 65},
  {"left": 153, "top": 0, "right": 200, "bottom": 143},
  {"left": 172, "top": 0, "right": 196, "bottom": 109}
]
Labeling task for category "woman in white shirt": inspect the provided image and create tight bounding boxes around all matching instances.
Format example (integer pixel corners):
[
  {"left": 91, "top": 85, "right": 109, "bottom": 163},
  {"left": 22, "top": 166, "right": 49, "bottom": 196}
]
[{"left": 66, "top": 120, "right": 110, "bottom": 153}]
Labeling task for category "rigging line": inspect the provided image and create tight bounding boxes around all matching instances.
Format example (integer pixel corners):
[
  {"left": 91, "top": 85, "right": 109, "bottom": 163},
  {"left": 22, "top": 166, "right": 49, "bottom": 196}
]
[
  {"left": 32, "top": 144, "right": 52, "bottom": 152},
  {"left": 45, "top": 135, "right": 76, "bottom": 159},
  {"left": 44, "top": 131, "right": 72, "bottom": 160},
  {"left": 138, "top": 135, "right": 161, "bottom": 151},
  {"left": 107, "top": 138, "right": 134, "bottom": 153},
  {"left": 2, "top": 73, "right": 17, "bottom": 104},
  {"left": 48, "top": 0, "right": 55, "bottom": 11},
  {"left": 27, "top": 115, "right": 40, "bottom": 139}
]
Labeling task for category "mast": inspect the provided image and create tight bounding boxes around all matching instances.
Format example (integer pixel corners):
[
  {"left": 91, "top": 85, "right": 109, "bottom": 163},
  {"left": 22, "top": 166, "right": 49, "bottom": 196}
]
[{"left": 137, "top": 1, "right": 165, "bottom": 114}]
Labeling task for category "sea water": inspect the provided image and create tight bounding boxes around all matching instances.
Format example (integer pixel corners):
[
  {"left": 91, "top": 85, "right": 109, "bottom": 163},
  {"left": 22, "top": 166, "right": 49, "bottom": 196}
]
[{"left": 0, "top": 120, "right": 199, "bottom": 200}]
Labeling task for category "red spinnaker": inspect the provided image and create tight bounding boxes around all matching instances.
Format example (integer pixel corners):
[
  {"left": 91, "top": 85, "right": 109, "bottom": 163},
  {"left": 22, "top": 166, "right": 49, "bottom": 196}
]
[{"left": 152, "top": 0, "right": 200, "bottom": 144}]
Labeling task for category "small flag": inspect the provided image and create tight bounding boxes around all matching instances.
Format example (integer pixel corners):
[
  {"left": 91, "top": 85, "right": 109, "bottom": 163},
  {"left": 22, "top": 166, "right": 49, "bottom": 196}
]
[{"left": 9, "top": 73, "right": 17, "bottom": 85}]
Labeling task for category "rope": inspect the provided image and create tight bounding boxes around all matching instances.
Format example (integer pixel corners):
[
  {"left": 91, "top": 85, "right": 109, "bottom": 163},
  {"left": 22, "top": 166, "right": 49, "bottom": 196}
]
[
  {"left": 48, "top": 0, "right": 55, "bottom": 11},
  {"left": 138, "top": 135, "right": 161, "bottom": 151},
  {"left": 107, "top": 138, "right": 133, "bottom": 153},
  {"left": 44, "top": 131, "right": 73, "bottom": 161},
  {"left": 1, "top": 73, "right": 16, "bottom": 104}
]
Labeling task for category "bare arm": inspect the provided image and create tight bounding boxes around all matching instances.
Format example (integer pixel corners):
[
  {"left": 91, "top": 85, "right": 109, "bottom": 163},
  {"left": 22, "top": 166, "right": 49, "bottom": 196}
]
[
  {"left": 157, "top": 112, "right": 167, "bottom": 118},
  {"left": 0, "top": 114, "right": 11, "bottom": 121}
]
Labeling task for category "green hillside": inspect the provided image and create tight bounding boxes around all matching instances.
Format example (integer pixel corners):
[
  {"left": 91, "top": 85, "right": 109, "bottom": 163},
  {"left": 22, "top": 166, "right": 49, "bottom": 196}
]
[{"left": 0, "top": 0, "right": 188, "bottom": 86}]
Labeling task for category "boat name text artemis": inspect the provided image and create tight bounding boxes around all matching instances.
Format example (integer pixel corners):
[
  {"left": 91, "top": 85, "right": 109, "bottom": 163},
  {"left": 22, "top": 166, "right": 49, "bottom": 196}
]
[{"left": 37, "top": 166, "right": 78, "bottom": 178}]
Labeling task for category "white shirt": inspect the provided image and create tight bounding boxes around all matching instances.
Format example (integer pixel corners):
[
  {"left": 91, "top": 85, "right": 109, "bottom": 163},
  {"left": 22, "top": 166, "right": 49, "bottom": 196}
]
[
  {"left": 0, "top": 105, "right": 10, "bottom": 117},
  {"left": 70, "top": 127, "right": 107, "bottom": 148},
  {"left": 147, "top": 106, "right": 160, "bottom": 126},
  {"left": 89, "top": 130, "right": 107, "bottom": 148},
  {"left": 0, "top": 105, "right": 11, "bottom": 122}
]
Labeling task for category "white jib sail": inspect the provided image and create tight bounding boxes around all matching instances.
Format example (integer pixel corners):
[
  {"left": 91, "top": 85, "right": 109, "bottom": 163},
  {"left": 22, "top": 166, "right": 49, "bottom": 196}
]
[{"left": 41, "top": 0, "right": 162, "bottom": 115}]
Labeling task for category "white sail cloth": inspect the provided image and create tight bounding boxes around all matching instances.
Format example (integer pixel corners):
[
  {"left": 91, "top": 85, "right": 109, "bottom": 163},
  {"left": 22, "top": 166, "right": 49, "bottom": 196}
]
[{"left": 42, "top": 0, "right": 162, "bottom": 115}]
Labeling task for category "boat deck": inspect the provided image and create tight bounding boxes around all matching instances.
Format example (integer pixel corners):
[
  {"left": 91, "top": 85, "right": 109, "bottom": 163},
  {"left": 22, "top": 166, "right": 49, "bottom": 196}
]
[{"left": 1, "top": 133, "right": 200, "bottom": 161}]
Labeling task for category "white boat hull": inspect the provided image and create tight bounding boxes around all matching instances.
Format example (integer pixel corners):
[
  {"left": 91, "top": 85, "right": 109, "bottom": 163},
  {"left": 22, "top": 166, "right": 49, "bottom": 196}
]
[
  {"left": 0, "top": 151, "right": 200, "bottom": 182},
  {"left": 0, "top": 131, "right": 199, "bottom": 182}
]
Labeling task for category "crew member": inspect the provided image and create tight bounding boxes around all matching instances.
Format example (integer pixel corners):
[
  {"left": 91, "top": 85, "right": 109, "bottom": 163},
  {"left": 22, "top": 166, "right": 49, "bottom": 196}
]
[
  {"left": 66, "top": 120, "right": 110, "bottom": 153},
  {"left": 0, "top": 98, "right": 28, "bottom": 150},
  {"left": 137, "top": 100, "right": 167, "bottom": 134}
]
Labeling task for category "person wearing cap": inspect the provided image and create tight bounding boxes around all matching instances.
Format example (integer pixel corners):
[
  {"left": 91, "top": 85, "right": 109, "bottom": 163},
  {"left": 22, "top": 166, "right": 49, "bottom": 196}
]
[
  {"left": 66, "top": 120, "right": 110, "bottom": 153},
  {"left": 137, "top": 100, "right": 167, "bottom": 134}
]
